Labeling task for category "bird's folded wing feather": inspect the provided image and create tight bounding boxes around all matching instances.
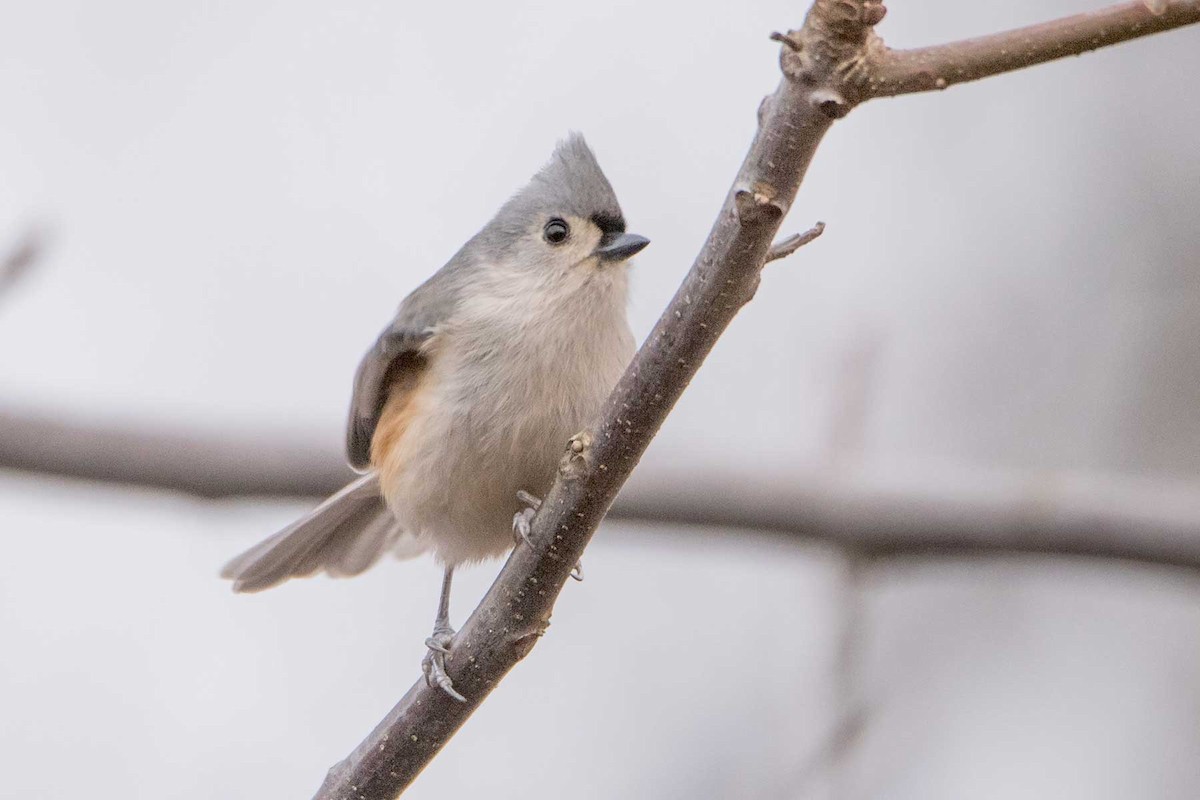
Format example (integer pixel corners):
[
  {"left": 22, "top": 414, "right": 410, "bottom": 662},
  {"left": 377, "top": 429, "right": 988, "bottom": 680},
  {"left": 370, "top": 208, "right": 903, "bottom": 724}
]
[
  {"left": 344, "top": 251, "right": 473, "bottom": 471},
  {"left": 346, "top": 323, "right": 434, "bottom": 471}
]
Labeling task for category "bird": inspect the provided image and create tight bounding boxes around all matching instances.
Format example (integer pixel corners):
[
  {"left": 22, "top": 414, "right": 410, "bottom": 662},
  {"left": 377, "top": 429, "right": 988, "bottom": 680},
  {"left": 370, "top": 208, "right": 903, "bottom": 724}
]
[{"left": 221, "top": 134, "right": 649, "bottom": 701}]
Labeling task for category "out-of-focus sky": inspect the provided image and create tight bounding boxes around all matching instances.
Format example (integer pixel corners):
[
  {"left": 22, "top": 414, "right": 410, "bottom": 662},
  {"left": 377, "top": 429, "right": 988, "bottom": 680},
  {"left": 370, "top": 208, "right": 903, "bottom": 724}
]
[{"left": 1, "top": 1, "right": 1198, "bottom": 798}]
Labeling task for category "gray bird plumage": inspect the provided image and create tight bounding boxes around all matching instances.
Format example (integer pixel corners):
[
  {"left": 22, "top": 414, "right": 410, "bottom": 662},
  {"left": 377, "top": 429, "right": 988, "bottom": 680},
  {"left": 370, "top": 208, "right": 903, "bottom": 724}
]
[
  {"left": 223, "top": 134, "right": 646, "bottom": 697},
  {"left": 345, "top": 133, "right": 625, "bottom": 471},
  {"left": 219, "top": 474, "right": 419, "bottom": 592}
]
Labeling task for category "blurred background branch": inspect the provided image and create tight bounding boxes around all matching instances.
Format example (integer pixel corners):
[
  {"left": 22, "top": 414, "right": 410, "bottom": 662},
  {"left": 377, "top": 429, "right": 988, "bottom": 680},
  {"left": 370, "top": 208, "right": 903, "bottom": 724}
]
[
  {"left": 0, "top": 225, "right": 50, "bottom": 302},
  {"left": 2, "top": 406, "right": 1199, "bottom": 570},
  {"left": 0, "top": 406, "right": 350, "bottom": 499}
]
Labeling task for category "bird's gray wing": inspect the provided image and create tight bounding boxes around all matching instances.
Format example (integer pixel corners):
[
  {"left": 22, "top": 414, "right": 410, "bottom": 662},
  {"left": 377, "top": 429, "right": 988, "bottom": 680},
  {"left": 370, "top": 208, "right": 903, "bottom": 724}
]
[
  {"left": 345, "top": 252, "right": 472, "bottom": 471},
  {"left": 345, "top": 321, "right": 436, "bottom": 471}
]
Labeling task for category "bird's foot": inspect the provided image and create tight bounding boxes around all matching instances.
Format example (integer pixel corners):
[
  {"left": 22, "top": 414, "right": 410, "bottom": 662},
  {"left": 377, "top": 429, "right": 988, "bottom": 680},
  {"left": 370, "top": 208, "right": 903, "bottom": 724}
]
[
  {"left": 512, "top": 490, "right": 583, "bottom": 581},
  {"left": 422, "top": 624, "right": 466, "bottom": 702},
  {"left": 512, "top": 490, "right": 542, "bottom": 548}
]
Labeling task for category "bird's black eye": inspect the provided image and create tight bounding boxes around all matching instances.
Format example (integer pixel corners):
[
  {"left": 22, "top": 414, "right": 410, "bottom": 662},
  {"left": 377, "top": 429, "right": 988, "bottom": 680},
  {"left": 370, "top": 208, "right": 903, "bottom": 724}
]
[{"left": 543, "top": 218, "right": 570, "bottom": 244}]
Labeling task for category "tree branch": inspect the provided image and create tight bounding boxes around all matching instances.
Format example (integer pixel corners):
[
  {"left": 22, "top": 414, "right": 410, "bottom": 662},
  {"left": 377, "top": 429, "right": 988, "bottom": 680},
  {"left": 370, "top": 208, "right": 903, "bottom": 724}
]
[
  {"left": 0, "top": 407, "right": 353, "bottom": 498},
  {"left": 623, "top": 467, "right": 1200, "bottom": 572},
  {"left": 313, "top": 18, "right": 845, "bottom": 800},
  {"left": 3, "top": 407, "right": 1200, "bottom": 572},
  {"left": 311, "top": 1, "right": 1200, "bottom": 796},
  {"left": 2, "top": 1, "right": 1196, "bottom": 795},
  {"left": 864, "top": 1, "right": 1200, "bottom": 98}
]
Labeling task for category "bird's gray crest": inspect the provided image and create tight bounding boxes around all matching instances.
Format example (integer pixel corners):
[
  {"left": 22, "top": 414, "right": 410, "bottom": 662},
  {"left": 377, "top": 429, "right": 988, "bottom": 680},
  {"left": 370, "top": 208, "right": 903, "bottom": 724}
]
[{"left": 482, "top": 133, "right": 625, "bottom": 250}]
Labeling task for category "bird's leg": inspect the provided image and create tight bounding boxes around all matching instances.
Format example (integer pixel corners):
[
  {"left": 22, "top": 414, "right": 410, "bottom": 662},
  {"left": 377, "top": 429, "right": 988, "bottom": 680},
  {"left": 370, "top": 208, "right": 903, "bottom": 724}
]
[
  {"left": 512, "top": 490, "right": 584, "bottom": 581},
  {"left": 421, "top": 565, "right": 466, "bottom": 703}
]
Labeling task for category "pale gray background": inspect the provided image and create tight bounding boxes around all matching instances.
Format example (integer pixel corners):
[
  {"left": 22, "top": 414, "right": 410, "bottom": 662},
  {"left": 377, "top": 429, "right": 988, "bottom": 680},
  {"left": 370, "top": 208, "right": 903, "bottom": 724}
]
[{"left": 2, "top": 0, "right": 1198, "bottom": 797}]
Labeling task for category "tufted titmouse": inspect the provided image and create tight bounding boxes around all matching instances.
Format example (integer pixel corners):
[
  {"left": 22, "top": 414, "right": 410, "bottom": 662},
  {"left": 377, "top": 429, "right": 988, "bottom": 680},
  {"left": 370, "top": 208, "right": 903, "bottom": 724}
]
[{"left": 222, "top": 134, "right": 648, "bottom": 700}]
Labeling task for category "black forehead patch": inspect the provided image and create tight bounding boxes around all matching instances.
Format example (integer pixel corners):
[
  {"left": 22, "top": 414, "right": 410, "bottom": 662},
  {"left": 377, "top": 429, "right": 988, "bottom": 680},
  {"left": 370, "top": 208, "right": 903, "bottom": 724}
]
[{"left": 591, "top": 212, "right": 626, "bottom": 235}]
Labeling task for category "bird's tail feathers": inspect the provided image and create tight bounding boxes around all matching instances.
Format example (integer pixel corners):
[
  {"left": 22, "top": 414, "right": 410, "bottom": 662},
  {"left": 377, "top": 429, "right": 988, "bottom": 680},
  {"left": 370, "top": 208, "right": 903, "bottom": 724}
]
[{"left": 220, "top": 473, "right": 423, "bottom": 592}]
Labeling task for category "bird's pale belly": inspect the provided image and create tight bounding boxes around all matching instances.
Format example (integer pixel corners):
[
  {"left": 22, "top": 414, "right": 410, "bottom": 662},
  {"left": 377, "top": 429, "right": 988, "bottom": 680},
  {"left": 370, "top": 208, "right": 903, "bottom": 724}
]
[{"left": 376, "top": 361, "right": 599, "bottom": 566}]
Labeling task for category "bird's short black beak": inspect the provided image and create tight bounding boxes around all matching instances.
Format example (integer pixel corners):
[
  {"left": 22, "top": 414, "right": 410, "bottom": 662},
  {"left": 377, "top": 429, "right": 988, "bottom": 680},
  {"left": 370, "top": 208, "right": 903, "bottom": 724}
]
[{"left": 594, "top": 232, "right": 650, "bottom": 263}]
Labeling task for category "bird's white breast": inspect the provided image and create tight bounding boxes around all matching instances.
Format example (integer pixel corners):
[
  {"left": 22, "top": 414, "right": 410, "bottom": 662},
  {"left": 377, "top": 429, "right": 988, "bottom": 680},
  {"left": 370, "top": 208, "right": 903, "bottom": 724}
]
[{"left": 378, "top": 262, "right": 634, "bottom": 565}]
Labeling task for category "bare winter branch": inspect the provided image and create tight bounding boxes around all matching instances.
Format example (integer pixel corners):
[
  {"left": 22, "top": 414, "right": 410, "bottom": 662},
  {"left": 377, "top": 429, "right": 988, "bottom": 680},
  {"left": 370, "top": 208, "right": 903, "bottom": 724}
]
[
  {"left": 310, "top": 2, "right": 1200, "bottom": 797},
  {"left": 0, "top": 407, "right": 352, "bottom": 498},
  {"left": 625, "top": 467, "right": 1200, "bottom": 571},
  {"left": 313, "top": 23, "right": 843, "bottom": 800},
  {"left": 2, "top": 408, "right": 1199, "bottom": 572},
  {"left": 866, "top": 1, "right": 1200, "bottom": 98},
  {"left": 766, "top": 221, "right": 826, "bottom": 263},
  {"left": 1, "top": 2, "right": 1195, "bottom": 794}
]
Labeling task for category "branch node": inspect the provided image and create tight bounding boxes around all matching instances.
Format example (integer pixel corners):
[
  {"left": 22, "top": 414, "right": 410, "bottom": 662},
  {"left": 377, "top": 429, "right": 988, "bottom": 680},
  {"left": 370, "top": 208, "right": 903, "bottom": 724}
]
[
  {"left": 861, "top": 2, "right": 887, "bottom": 27},
  {"left": 510, "top": 629, "right": 544, "bottom": 661},
  {"left": 757, "top": 94, "right": 772, "bottom": 125},
  {"left": 734, "top": 187, "right": 786, "bottom": 224},
  {"left": 810, "top": 88, "right": 851, "bottom": 118},
  {"left": 559, "top": 431, "right": 593, "bottom": 480},
  {"left": 813, "top": 0, "right": 887, "bottom": 40},
  {"left": 766, "top": 221, "right": 827, "bottom": 263}
]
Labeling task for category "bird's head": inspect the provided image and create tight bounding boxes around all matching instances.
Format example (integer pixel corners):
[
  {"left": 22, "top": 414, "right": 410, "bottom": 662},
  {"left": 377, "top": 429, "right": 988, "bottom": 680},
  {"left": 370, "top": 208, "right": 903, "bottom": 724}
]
[{"left": 477, "top": 133, "right": 649, "bottom": 278}]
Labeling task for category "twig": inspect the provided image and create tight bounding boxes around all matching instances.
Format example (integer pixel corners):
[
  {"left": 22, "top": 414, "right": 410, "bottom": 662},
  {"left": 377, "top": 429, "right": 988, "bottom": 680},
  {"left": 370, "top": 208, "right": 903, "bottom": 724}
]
[
  {"left": 311, "top": 1, "right": 1200, "bottom": 797},
  {"left": 769, "top": 31, "right": 802, "bottom": 52},
  {"left": 765, "top": 221, "right": 825, "bottom": 263}
]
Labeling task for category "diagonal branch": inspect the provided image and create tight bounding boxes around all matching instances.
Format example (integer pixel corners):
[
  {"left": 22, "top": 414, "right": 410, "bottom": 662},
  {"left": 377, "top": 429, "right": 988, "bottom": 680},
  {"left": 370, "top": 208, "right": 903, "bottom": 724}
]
[
  {"left": 313, "top": 32, "right": 840, "bottom": 800},
  {"left": 865, "top": 1, "right": 1200, "bottom": 98},
  {"left": 312, "top": 1, "right": 1200, "bottom": 797},
  {"left": 304, "top": 0, "right": 1200, "bottom": 796},
  {"left": 0, "top": 1, "right": 1180, "bottom": 796}
]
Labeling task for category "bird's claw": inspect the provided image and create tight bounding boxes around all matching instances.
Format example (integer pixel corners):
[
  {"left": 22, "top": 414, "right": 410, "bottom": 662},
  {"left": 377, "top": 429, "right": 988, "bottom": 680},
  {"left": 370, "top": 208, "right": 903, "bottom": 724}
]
[
  {"left": 513, "top": 491, "right": 584, "bottom": 581},
  {"left": 512, "top": 491, "right": 543, "bottom": 548},
  {"left": 512, "top": 507, "right": 537, "bottom": 548},
  {"left": 422, "top": 625, "right": 466, "bottom": 702}
]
